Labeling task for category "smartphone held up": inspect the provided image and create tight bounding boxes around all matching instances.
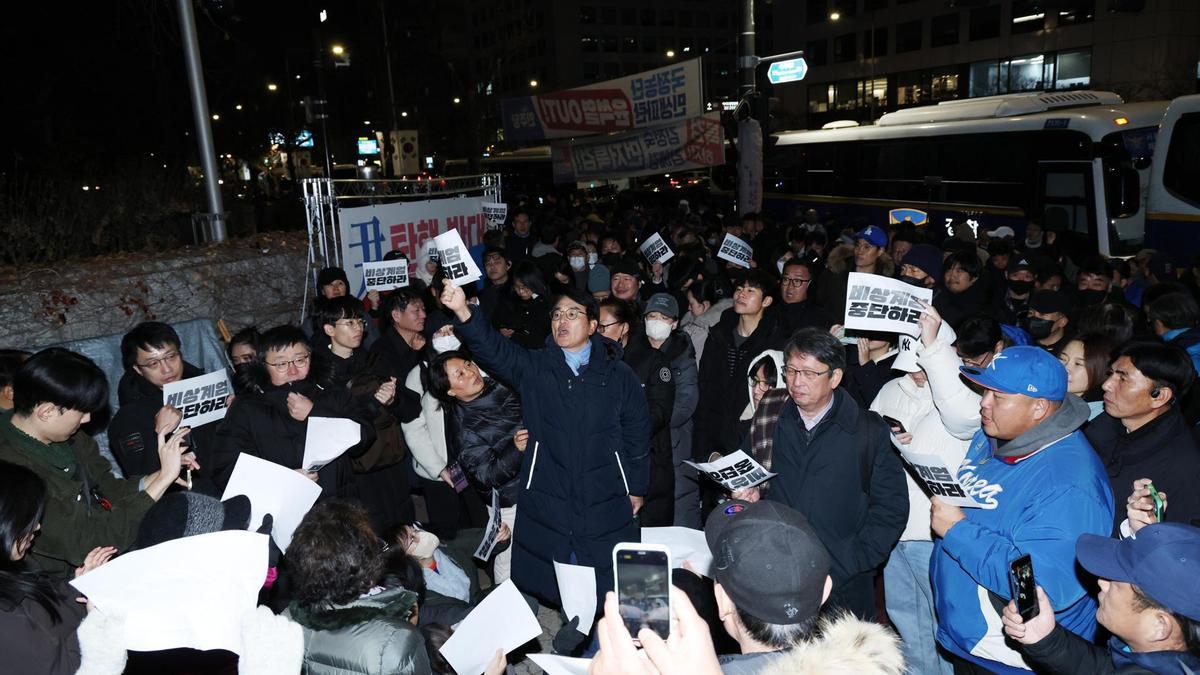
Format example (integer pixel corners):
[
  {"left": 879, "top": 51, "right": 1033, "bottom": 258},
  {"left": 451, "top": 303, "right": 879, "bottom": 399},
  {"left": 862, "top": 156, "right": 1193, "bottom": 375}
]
[
  {"left": 1009, "top": 554, "right": 1039, "bottom": 621},
  {"left": 613, "top": 543, "right": 672, "bottom": 641}
]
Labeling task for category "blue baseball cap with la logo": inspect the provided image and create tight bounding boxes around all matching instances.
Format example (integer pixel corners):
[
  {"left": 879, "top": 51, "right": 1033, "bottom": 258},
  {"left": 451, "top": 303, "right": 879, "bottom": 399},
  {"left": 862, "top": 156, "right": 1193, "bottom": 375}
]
[
  {"left": 959, "top": 345, "right": 1067, "bottom": 401},
  {"left": 853, "top": 226, "right": 888, "bottom": 249}
]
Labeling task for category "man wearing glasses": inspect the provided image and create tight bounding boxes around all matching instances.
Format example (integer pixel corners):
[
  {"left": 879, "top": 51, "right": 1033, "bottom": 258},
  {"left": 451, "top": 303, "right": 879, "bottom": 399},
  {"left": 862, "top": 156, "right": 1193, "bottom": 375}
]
[
  {"left": 734, "top": 327, "right": 907, "bottom": 621},
  {"left": 108, "top": 321, "right": 212, "bottom": 492},
  {"left": 769, "top": 258, "right": 834, "bottom": 335}
]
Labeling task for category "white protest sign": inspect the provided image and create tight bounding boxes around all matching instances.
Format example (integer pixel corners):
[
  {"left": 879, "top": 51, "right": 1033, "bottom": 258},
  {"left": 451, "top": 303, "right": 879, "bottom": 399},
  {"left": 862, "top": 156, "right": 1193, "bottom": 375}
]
[
  {"left": 894, "top": 447, "right": 984, "bottom": 508},
  {"left": 554, "top": 560, "right": 597, "bottom": 635},
  {"left": 474, "top": 490, "right": 504, "bottom": 561},
  {"left": 844, "top": 272, "right": 932, "bottom": 338},
  {"left": 303, "top": 417, "right": 361, "bottom": 472},
  {"left": 433, "top": 227, "right": 483, "bottom": 287},
  {"left": 638, "top": 231, "right": 674, "bottom": 265},
  {"left": 70, "top": 530, "right": 267, "bottom": 655},
  {"left": 641, "top": 527, "right": 713, "bottom": 577},
  {"left": 163, "top": 370, "right": 232, "bottom": 428},
  {"left": 481, "top": 201, "right": 507, "bottom": 230},
  {"left": 440, "top": 580, "right": 541, "bottom": 675},
  {"left": 683, "top": 450, "right": 775, "bottom": 492},
  {"left": 528, "top": 655, "right": 592, "bottom": 675},
  {"left": 715, "top": 233, "right": 753, "bottom": 269},
  {"left": 221, "top": 454, "right": 322, "bottom": 551},
  {"left": 361, "top": 259, "right": 409, "bottom": 292}
]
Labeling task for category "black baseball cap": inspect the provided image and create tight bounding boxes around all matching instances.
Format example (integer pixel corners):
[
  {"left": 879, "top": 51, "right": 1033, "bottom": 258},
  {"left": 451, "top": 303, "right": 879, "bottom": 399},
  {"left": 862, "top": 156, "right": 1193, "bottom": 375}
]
[
  {"left": 1029, "top": 289, "right": 1071, "bottom": 315},
  {"left": 704, "top": 500, "right": 831, "bottom": 624}
]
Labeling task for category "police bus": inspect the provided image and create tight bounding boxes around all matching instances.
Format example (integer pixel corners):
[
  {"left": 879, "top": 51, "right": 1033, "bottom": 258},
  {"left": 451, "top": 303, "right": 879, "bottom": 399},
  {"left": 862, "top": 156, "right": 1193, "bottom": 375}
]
[{"left": 758, "top": 90, "right": 1200, "bottom": 260}]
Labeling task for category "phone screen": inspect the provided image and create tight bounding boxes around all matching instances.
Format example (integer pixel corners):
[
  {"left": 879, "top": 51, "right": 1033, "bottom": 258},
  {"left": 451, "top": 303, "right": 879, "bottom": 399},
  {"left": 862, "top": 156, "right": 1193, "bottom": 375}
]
[
  {"left": 1009, "top": 554, "right": 1039, "bottom": 621},
  {"left": 615, "top": 547, "right": 671, "bottom": 640},
  {"left": 882, "top": 415, "right": 906, "bottom": 434}
]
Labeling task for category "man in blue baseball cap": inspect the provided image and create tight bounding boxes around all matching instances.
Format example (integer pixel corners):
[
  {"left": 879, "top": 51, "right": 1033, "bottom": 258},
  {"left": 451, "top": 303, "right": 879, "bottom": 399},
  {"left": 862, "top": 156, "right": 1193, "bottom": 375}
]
[
  {"left": 1003, "top": 523, "right": 1200, "bottom": 673},
  {"left": 929, "top": 345, "right": 1115, "bottom": 673}
]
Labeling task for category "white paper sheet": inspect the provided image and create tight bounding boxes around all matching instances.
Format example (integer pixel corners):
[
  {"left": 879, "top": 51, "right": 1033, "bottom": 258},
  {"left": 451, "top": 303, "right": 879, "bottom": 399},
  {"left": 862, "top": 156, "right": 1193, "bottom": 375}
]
[
  {"left": 554, "top": 560, "right": 597, "bottom": 635},
  {"left": 221, "top": 453, "right": 322, "bottom": 551},
  {"left": 683, "top": 450, "right": 775, "bottom": 492},
  {"left": 302, "top": 416, "right": 361, "bottom": 471},
  {"left": 69, "top": 530, "right": 267, "bottom": 655},
  {"left": 440, "top": 579, "right": 541, "bottom": 675},
  {"left": 528, "top": 654, "right": 593, "bottom": 675},
  {"left": 433, "top": 228, "right": 484, "bottom": 287},
  {"left": 641, "top": 527, "right": 712, "bottom": 577}
]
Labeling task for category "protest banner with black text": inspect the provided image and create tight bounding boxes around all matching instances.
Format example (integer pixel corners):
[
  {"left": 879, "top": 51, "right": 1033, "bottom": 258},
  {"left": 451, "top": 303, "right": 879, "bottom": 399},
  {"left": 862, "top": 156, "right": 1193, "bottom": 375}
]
[
  {"left": 684, "top": 450, "right": 775, "bottom": 492},
  {"left": 716, "top": 232, "right": 753, "bottom": 269},
  {"left": 891, "top": 443, "right": 985, "bottom": 509},
  {"left": 433, "top": 227, "right": 483, "bottom": 287},
  {"left": 550, "top": 113, "right": 724, "bottom": 183},
  {"left": 844, "top": 272, "right": 932, "bottom": 338},
  {"left": 361, "top": 259, "right": 410, "bottom": 292},
  {"left": 163, "top": 370, "right": 232, "bottom": 428},
  {"left": 638, "top": 231, "right": 674, "bottom": 265},
  {"left": 482, "top": 202, "right": 507, "bottom": 230}
]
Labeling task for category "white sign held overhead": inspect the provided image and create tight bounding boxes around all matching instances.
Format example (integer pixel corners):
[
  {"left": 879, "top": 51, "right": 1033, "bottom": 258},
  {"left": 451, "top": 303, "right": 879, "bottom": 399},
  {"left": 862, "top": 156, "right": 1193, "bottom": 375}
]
[
  {"left": 163, "top": 370, "right": 232, "bottom": 428},
  {"left": 638, "top": 232, "right": 674, "bottom": 265},
  {"left": 481, "top": 202, "right": 507, "bottom": 230},
  {"left": 843, "top": 272, "right": 932, "bottom": 338},
  {"left": 221, "top": 454, "right": 322, "bottom": 551},
  {"left": 716, "top": 232, "right": 753, "bottom": 269},
  {"left": 361, "top": 259, "right": 409, "bottom": 292},
  {"left": 433, "top": 228, "right": 483, "bottom": 287}
]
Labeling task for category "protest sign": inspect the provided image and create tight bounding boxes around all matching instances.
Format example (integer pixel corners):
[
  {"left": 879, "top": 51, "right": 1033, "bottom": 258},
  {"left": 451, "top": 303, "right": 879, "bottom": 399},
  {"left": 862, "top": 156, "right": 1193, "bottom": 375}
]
[
  {"left": 440, "top": 580, "right": 541, "bottom": 675},
  {"left": 361, "top": 259, "right": 409, "bottom": 292},
  {"left": 163, "top": 370, "right": 231, "bottom": 428},
  {"left": 433, "top": 228, "right": 483, "bottom": 287},
  {"left": 221, "top": 454, "right": 322, "bottom": 551},
  {"left": 338, "top": 196, "right": 491, "bottom": 296},
  {"left": 501, "top": 58, "right": 704, "bottom": 142},
  {"left": 641, "top": 527, "right": 712, "bottom": 577},
  {"left": 551, "top": 113, "right": 724, "bottom": 183},
  {"left": 716, "top": 232, "right": 753, "bottom": 269},
  {"left": 474, "top": 490, "right": 504, "bottom": 561},
  {"left": 684, "top": 450, "right": 775, "bottom": 492},
  {"left": 481, "top": 201, "right": 507, "bottom": 230},
  {"left": 893, "top": 446, "right": 984, "bottom": 509},
  {"left": 303, "top": 417, "right": 361, "bottom": 472},
  {"left": 70, "top": 531, "right": 267, "bottom": 655},
  {"left": 554, "top": 561, "right": 597, "bottom": 635},
  {"left": 638, "top": 231, "right": 674, "bottom": 265},
  {"left": 843, "top": 272, "right": 932, "bottom": 338}
]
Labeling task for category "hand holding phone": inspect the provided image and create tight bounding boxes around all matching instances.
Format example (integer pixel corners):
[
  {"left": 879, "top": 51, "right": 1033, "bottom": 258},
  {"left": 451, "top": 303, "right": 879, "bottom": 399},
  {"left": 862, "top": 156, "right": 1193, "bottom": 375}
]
[
  {"left": 881, "top": 414, "right": 907, "bottom": 435},
  {"left": 1009, "top": 554, "right": 1039, "bottom": 621},
  {"left": 613, "top": 543, "right": 672, "bottom": 642}
]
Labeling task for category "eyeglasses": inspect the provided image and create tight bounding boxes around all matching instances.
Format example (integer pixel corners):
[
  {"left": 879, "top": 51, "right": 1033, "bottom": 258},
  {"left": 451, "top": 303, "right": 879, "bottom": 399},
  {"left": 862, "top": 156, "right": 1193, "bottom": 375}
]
[
  {"left": 335, "top": 318, "right": 366, "bottom": 329},
  {"left": 782, "top": 277, "right": 812, "bottom": 287},
  {"left": 551, "top": 308, "right": 587, "bottom": 322},
  {"left": 137, "top": 350, "right": 181, "bottom": 370},
  {"left": 598, "top": 321, "right": 623, "bottom": 331},
  {"left": 748, "top": 377, "right": 772, "bottom": 388},
  {"left": 782, "top": 365, "right": 832, "bottom": 382},
  {"left": 962, "top": 353, "right": 992, "bottom": 369},
  {"left": 266, "top": 353, "right": 311, "bottom": 372}
]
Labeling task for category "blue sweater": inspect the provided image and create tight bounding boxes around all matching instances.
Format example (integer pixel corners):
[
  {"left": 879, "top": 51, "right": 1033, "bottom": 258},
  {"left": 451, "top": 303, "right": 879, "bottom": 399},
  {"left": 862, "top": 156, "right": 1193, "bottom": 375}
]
[{"left": 932, "top": 425, "right": 1114, "bottom": 672}]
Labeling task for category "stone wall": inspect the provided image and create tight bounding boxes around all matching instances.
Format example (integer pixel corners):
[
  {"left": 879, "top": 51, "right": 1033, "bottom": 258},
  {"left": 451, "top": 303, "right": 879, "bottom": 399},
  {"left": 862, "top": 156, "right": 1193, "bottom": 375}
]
[{"left": 0, "top": 232, "right": 313, "bottom": 350}]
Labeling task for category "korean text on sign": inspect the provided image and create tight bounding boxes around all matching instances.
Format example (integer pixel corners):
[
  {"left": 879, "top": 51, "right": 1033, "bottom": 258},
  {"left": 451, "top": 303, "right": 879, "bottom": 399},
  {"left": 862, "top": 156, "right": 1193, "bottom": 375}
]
[
  {"left": 162, "top": 370, "right": 232, "bottom": 428},
  {"left": 638, "top": 232, "right": 674, "bottom": 265},
  {"left": 843, "top": 272, "right": 933, "bottom": 338},
  {"left": 361, "top": 260, "right": 409, "bottom": 292},
  {"left": 684, "top": 450, "right": 776, "bottom": 492},
  {"left": 432, "top": 228, "right": 483, "bottom": 287},
  {"left": 716, "top": 233, "right": 753, "bottom": 269}
]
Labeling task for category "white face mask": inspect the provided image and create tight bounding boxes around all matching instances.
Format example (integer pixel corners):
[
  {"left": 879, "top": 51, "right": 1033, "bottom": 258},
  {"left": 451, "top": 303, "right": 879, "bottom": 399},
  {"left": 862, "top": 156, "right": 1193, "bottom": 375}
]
[
  {"left": 644, "top": 318, "right": 672, "bottom": 341},
  {"left": 569, "top": 256, "right": 586, "bottom": 271},
  {"left": 587, "top": 252, "right": 599, "bottom": 267},
  {"left": 408, "top": 530, "right": 440, "bottom": 559},
  {"left": 432, "top": 335, "right": 462, "bottom": 353}
]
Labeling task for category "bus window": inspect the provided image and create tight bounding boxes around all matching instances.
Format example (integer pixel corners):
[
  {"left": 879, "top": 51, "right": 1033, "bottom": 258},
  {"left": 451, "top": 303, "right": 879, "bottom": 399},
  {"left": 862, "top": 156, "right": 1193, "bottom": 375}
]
[
  {"left": 1037, "top": 161, "right": 1097, "bottom": 249},
  {"left": 1163, "top": 112, "right": 1200, "bottom": 206}
]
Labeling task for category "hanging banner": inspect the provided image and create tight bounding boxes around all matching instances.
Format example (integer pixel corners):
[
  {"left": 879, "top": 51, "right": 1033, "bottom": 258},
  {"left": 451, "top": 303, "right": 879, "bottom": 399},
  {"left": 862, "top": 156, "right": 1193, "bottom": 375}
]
[
  {"left": 338, "top": 197, "right": 489, "bottom": 297},
  {"left": 551, "top": 113, "right": 723, "bottom": 184},
  {"left": 843, "top": 272, "right": 932, "bottom": 338},
  {"left": 502, "top": 58, "right": 704, "bottom": 142}
]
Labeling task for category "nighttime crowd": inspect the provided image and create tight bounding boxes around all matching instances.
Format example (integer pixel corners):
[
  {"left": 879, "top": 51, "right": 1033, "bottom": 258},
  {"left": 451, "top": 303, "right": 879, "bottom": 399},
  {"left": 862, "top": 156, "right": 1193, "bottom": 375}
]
[{"left": 3, "top": 192, "right": 1200, "bottom": 675}]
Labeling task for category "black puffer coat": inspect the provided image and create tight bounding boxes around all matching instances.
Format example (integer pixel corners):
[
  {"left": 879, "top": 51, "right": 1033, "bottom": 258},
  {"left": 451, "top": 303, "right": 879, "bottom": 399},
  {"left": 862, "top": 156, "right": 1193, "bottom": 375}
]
[
  {"left": 621, "top": 335, "right": 676, "bottom": 527},
  {"left": 448, "top": 378, "right": 524, "bottom": 507}
]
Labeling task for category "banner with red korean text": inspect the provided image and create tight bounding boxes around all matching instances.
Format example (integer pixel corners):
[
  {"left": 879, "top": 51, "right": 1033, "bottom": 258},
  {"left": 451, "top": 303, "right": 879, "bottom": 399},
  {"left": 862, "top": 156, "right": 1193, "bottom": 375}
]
[
  {"left": 501, "top": 58, "right": 704, "bottom": 142},
  {"left": 550, "top": 113, "right": 724, "bottom": 184},
  {"left": 338, "top": 197, "right": 488, "bottom": 297}
]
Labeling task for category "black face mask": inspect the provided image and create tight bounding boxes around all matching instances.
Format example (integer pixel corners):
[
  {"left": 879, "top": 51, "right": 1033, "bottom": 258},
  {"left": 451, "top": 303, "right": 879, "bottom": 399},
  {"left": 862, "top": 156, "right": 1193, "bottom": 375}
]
[
  {"left": 1027, "top": 317, "right": 1056, "bottom": 340},
  {"left": 1078, "top": 289, "right": 1107, "bottom": 306},
  {"left": 898, "top": 275, "right": 928, "bottom": 288},
  {"left": 1007, "top": 279, "right": 1034, "bottom": 296},
  {"left": 233, "top": 362, "right": 255, "bottom": 378}
]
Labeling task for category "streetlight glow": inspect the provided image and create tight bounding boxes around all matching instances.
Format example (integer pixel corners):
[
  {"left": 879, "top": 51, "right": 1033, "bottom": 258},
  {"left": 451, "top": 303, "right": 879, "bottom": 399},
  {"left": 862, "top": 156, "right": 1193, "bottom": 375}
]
[
  {"left": 453, "top": 97, "right": 461, "bottom": 104},
  {"left": 665, "top": 49, "right": 676, "bottom": 58},
  {"left": 267, "top": 83, "right": 278, "bottom": 92},
  {"left": 401, "top": 111, "right": 408, "bottom": 117},
  {"left": 331, "top": 44, "right": 345, "bottom": 56},
  {"left": 211, "top": 113, "right": 220, "bottom": 121},
  {"left": 235, "top": 104, "right": 243, "bottom": 110},
  {"left": 529, "top": 79, "right": 538, "bottom": 88},
  {"left": 829, "top": 10, "right": 841, "bottom": 20}
]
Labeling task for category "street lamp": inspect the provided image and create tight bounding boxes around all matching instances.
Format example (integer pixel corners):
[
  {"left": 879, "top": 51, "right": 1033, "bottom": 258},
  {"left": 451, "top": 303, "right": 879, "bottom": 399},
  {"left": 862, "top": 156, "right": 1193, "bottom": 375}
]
[
  {"left": 829, "top": 10, "right": 841, "bottom": 20},
  {"left": 665, "top": 49, "right": 676, "bottom": 58},
  {"left": 331, "top": 44, "right": 345, "bottom": 56},
  {"left": 235, "top": 104, "right": 243, "bottom": 110},
  {"left": 401, "top": 111, "right": 409, "bottom": 117},
  {"left": 529, "top": 79, "right": 538, "bottom": 88},
  {"left": 211, "top": 113, "right": 220, "bottom": 121},
  {"left": 267, "top": 83, "right": 278, "bottom": 92},
  {"left": 453, "top": 97, "right": 461, "bottom": 104}
]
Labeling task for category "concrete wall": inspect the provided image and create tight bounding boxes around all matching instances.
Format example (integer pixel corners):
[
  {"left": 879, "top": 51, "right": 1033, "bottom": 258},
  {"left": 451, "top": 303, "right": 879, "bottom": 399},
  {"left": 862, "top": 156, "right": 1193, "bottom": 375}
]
[{"left": 0, "top": 232, "right": 312, "bottom": 350}]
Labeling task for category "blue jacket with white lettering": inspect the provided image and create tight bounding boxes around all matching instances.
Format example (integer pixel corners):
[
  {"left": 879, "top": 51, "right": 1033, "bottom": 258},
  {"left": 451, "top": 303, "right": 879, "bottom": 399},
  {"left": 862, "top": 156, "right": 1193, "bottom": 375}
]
[{"left": 931, "top": 395, "right": 1114, "bottom": 673}]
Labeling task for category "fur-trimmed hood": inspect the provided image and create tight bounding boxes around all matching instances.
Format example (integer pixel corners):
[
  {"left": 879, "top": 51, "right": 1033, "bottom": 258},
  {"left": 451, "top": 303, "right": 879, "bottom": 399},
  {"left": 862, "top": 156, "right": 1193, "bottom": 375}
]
[
  {"left": 824, "top": 243, "right": 895, "bottom": 277},
  {"left": 760, "top": 613, "right": 905, "bottom": 675}
]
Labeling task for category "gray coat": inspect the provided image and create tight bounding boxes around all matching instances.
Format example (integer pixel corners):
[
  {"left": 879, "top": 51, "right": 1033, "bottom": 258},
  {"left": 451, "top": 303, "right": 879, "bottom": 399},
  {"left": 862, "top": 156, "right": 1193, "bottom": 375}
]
[
  {"left": 287, "top": 587, "right": 429, "bottom": 675},
  {"left": 657, "top": 330, "right": 701, "bottom": 527}
]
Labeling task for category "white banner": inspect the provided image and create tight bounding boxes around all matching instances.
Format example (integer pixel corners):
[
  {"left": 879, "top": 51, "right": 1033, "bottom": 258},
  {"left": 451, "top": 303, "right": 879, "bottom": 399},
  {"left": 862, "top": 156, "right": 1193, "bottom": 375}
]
[
  {"left": 481, "top": 202, "right": 507, "bottom": 230},
  {"left": 716, "top": 233, "right": 753, "bottom": 269},
  {"left": 474, "top": 490, "right": 503, "bottom": 561},
  {"left": 338, "top": 197, "right": 489, "bottom": 296},
  {"left": 844, "top": 272, "right": 932, "bottom": 338},
  {"left": 433, "top": 228, "right": 484, "bottom": 287},
  {"left": 638, "top": 232, "right": 674, "bottom": 265},
  {"left": 894, "top": 446, "right": 985, "bottom": 509},
  {"left": 684, "top": 450, "right": 775, "bottom": 492},
  {"left": 551, "top": 113, "right": 724, "bottom": 183},
  {"left": 361, "top": 259, "right": 410, "bottom": 292},
  {"left": 163, "top": 370, "right": 232, "bottom": 428}
]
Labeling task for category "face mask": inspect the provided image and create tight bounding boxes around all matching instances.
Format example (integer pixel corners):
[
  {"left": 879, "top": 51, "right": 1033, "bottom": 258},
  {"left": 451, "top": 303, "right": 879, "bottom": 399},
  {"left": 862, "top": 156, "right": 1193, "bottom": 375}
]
[
  {"left": 1027, "top": 317, "right": 1055, "bottom": 340},
  {"left": 408, "top": 530, "right": 440, "bottom": 559},
  {"left": 898, "top": 275, "right": 927, "bottom": 288},
  {"left": 1007, "top": 279, "right": 1034, "bottom": 296},
  {"left": 1025, "top": 234, "right": 1043, "bottom": 249},
  {"left": 587, "top": 252, "right": 598, "bottom": 267},
  {"left": 432, "top": 335, "right": 462, "bottom": 353},
  {"left": 233, "top": 362, "right": 255, "bottom": 378},
  {"left": 644, "top": 318, "right": 672, "bottom": 341},
  {"left": 569, "top": 256, "right": 586, "bottom": 271},
  {"left": 1078, "top": 289, "right": 1107, "bottom": 306}
]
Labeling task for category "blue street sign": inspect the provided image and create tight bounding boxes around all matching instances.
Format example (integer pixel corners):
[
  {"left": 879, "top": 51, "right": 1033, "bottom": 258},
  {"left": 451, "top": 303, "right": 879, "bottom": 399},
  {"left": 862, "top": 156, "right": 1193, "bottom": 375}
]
[{"left": 766, "top": 58, "right": 808, "bottom": 85}]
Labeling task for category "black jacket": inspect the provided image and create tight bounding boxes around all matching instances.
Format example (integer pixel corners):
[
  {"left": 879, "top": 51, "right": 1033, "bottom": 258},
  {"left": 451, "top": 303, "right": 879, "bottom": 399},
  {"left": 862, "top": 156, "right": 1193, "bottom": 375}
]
[
  {"left": 369, "top": 325, "right": 427, "bottom": 423},
  {"left": 448, "top": 379, "right": 524, "bottom": 507},
  {"left": 933, "top": 280, "right": 995, "bottom": 327},
  {"left": 766, "top": 388, "right": 908, "bottom": 620},
  {"left": 1084, "top": 408, "right": 1200, "bottom": 532},
  {"left": 694, "top": 309, "right": 788, "bottom": 458},
  {"left": 0, "top": 580, "right": 86, "bottom": 675},
  {"left": 768, "top": 298, "right": 835, "bottom": 335},
  {"left": 491, "top": 294, "right": 552, "bottom": 350},
  {"left": 1021, "top": 622, "right": 1200, "bottom": 675},
  {"left": 622, "top": 335, "right": 677, "bottom": 527}
]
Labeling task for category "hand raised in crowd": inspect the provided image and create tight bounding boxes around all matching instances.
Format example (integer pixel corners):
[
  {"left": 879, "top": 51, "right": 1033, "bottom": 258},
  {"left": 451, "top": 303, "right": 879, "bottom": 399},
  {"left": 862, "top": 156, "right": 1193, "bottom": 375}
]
[
  {"left": 496, "top": 522, "right": 512, "bottom": 544},
  {"left": 1127, "top": 478, "right": 1167, "bottom": 535},
  {"left": 294, "top": 469, "right": 319, "bottom": 482},
  {"left": 439, "top": 283, "right": 471, "bottom": 321},
  {"left": 367, "top": 289, "right": 381, "bottom": 310},
  {"left": 154, "top": 405, "right": 183, "bottom": 436},
  {"left": 731, "top": 486, "right": 761, "bottom": 503},
  {"left": 287, "top": 392, "right": 314, "bottom": 422},
  {"left": 917, "top": 299, "right": 943, "bottom": 349},
  {"left": 513, "top": 428, "right": 529, "bottom": 452},
  {"left": 1001, "top": 585, "right": 1056, "bottom": 645},
  {"left": 856, "top": 336, "right": 871, "bottom": 366},
  {"left": 589, "top": 588, "right": 722, "bottom": 675},
  {"left": 375, "top": 377, "right": 397, "bottom": 406},
  {"left": 931, "top": 497, "right": 966, "bottom": 537},
  {"left": 75, "top": 546, "right": 118, "bottom": 578}
]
